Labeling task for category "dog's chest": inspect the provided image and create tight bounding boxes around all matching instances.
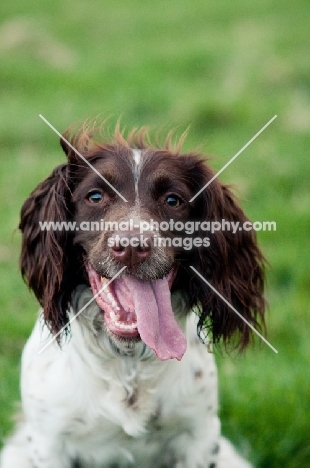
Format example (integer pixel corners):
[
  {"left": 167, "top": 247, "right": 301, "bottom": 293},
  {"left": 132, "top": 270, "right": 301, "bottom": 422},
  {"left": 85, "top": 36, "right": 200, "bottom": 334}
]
[
  {"left": 71, "top": 357, "right": 184, "bottom": 437},
  {"left": 63, "top": 357, "right": 201, "bottom": 465},
  {"left": 22, "top": 317, "right": 219, "bottom": 467}
]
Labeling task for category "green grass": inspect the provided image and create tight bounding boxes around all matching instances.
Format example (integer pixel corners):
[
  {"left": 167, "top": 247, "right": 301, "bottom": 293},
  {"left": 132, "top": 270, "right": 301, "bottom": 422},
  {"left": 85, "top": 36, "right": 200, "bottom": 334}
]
[{"left": 0, "top": 0, "right": 310, "bottom": 466}]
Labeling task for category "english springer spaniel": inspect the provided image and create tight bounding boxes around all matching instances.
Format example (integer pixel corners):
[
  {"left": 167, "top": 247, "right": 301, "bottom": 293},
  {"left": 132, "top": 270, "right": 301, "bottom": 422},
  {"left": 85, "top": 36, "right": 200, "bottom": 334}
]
[{"left": 0, "top": 124, "right": 265, "bottom": 468}]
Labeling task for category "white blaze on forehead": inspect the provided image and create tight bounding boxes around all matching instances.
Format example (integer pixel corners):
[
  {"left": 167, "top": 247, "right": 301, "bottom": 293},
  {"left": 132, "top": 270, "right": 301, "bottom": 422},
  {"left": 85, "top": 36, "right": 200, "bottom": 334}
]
[
  {"left": 132, "top": 149, "right": 142, "bottom": 166},
  {"left": 131, "top": 149, "right": 143, "bottom": 200}
]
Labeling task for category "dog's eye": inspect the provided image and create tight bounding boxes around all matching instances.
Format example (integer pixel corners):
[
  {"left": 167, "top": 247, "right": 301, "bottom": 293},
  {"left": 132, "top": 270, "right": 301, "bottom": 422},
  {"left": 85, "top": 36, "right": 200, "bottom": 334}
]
[
  {"left": 87, "top": 190, "right": 103, "bottom": 204},
  {"left": 165, "top": 195, "right": 181, "bottom": 207}
]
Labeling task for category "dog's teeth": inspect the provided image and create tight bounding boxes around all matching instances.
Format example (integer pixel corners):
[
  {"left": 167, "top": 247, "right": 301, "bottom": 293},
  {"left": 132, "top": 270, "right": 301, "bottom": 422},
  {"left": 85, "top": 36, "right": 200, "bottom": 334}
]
[
  {"left": 107, "top": 292, "right": 113, "bottom": 301},
  {"left": 115, "top": 322, "right": 137, "bottom": 330},
  {"left": 110, "top": 311, "right": 120, "bottom": 322},
  {"left": 101, "top": 278, "right": 110, "bottom": 292},
  {"left": 115, "top": 306, "right": 120, "bottom": 311}
]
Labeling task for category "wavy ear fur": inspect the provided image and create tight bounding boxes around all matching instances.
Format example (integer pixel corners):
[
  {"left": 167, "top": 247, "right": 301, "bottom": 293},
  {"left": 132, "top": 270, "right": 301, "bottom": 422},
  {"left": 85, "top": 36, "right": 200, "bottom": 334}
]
[
  {"left": 19, "top": 163, "right": 75, "bottom": 336},
  {"left": 183, "top": 156, "right": 266, "bottom": 351}
]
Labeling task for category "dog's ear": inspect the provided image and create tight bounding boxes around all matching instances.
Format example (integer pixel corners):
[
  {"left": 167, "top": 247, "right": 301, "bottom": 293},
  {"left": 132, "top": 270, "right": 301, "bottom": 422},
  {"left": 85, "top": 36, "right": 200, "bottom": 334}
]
[
  {"left": 60, "top": 127, "right": 96, "bottom": 164},
  {"left": 19, "top": 163, "right": 75, "bottom": 337},
  {"left": 184, "top": 156, "right": 266, "bottom": 351}
]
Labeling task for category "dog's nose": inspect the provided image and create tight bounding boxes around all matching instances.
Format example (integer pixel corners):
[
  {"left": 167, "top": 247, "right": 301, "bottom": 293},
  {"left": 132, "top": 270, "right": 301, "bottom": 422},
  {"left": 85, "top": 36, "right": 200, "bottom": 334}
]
[{"left": 109, "top": 230, "right": 152, "bottom": 268}]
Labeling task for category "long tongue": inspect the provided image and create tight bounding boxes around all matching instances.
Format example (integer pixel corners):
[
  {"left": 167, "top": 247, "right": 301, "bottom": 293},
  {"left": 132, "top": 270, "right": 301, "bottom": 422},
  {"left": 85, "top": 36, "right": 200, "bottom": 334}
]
[{"left": 120, "top": 276, "right": 187, "bottom": 361}]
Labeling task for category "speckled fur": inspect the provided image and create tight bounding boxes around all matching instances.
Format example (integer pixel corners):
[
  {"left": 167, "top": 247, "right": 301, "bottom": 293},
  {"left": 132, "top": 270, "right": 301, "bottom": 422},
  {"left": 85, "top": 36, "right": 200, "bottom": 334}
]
[{"left": 0, "top": 288, "right": 252, "bottom": 468}]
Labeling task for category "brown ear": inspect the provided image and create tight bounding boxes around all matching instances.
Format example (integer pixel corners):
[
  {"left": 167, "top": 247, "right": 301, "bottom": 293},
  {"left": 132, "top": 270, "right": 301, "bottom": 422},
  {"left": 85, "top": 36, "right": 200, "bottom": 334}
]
[
  {"left": 60, "top": 127, "right": 98, "bottom": 163},
  {"left": 184, "top": 157, "right": 266, "bottom": 350},
  {"left": 19, "top": 163, "right": 75, "bottom": 336}
]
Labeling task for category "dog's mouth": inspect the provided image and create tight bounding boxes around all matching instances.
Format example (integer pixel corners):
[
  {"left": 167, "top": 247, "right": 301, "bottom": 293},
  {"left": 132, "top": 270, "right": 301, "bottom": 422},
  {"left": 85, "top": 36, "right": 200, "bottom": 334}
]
[{"left": 85, "top": 262, "right": 187, "bottom": 361}]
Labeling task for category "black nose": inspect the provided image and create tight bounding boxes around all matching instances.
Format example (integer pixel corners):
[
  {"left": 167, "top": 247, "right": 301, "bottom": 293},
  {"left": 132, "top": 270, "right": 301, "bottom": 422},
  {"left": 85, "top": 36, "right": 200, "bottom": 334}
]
[{"left": 109, "top": 230, "right": 152, "bottom": 268}]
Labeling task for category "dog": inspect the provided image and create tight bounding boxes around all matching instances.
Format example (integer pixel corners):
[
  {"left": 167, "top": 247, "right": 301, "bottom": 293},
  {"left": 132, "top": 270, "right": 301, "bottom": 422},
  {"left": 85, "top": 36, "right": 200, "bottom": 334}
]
[{"left": 0, "top": 123, "right": 265, "bottom": 467}]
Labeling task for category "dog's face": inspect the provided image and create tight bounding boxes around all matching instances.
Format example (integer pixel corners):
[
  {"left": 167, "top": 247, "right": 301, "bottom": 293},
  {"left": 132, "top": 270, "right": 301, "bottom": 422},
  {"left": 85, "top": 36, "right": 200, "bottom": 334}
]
[
  {"left": 70, "top": 147, "right": 210, "bottom": 360},
  {"left": 19, "top": 125, "right": 266, "bottom": 358},
  {"left": 72, "top": 148, "right": 194, "bottom": 280}
]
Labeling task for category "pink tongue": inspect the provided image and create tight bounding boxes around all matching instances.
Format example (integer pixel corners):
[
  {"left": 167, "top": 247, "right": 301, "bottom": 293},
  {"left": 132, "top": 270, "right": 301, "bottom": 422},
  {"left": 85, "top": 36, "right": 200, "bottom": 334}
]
[{"left": 117, "top": 276, "right": 187, "bottom": 361}]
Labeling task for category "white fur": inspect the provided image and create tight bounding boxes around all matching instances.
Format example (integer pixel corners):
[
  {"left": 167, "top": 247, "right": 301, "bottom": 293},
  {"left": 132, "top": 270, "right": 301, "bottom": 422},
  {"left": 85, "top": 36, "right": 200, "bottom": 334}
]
[
  {"left": 0, "top": 287, "right": 252, "bottom": 468},
  {"left": 132, "top": 149, "right": 141, "bottom": 166},
  {"left": 131, "top": 149, "right": 143, "bottom": 201}
]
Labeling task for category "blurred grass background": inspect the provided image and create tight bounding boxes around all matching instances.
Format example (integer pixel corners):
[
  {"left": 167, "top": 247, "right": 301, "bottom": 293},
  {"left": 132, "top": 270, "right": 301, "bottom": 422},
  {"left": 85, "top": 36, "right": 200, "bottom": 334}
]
[{"left": 0, "top": 0, "right": 309, "bottom": 466}]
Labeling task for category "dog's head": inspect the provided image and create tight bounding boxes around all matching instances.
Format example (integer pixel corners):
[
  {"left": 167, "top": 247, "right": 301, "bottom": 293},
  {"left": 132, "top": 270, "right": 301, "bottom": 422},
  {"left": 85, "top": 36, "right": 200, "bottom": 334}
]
[{"left": 20, "top": 123, "right": 265, "bottom": 359}]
